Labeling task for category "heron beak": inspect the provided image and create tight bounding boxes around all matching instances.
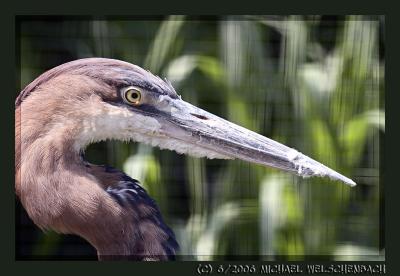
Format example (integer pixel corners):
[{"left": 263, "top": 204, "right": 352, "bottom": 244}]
[{"left": 157, "top": 98, "right": 356, "bottom": 187}]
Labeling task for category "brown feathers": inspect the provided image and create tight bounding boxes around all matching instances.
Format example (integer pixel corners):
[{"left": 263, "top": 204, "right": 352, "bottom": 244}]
[{"left": 16, "top": 58, "right": 178, "bottom": 260}]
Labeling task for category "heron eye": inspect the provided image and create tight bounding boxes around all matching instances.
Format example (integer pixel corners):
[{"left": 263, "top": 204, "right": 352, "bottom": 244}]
[{"left": 122, "top": 87, "right": 142, "bottom": 105}]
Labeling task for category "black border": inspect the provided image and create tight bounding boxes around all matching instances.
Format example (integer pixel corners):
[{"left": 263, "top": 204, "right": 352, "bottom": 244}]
[{"left": 1, "top": 10, "right": 392, "bottom": 276}]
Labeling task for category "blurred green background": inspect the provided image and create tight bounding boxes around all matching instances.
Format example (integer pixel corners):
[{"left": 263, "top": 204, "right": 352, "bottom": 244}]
[{"left": 17, "top": 15, "right": 384, "bottom": 261}]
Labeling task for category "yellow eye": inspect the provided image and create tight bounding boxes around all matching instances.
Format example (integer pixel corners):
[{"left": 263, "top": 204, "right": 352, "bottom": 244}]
[{"left": 122, "top": 87, "right": 142, "bottom": 105}]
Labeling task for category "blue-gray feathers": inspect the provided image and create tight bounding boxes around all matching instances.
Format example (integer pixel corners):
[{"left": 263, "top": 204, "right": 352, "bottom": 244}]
[{"left": 105, "top": 168, "right": 178, "bottom": 260}]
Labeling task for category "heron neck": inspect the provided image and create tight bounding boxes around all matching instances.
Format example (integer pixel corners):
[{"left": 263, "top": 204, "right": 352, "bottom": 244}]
[
  {"left": 16, "top": 128, "right": 137, "bottom": 256},
  {"left": 16, "top": 107, "right": 126, "bottom": 248},
  {"left": 16, "top": 107, "right": 177, "bottom": 260}
]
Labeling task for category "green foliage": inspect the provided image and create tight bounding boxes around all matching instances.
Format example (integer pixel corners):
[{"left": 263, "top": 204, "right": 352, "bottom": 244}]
[{"left": 20, "top": 16, "right": 383, "bottom": 260}]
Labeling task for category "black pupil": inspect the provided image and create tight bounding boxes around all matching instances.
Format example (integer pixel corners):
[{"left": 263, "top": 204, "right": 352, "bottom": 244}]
[{"left": 130, "top": 91, "right": 139, "bottom": 100}]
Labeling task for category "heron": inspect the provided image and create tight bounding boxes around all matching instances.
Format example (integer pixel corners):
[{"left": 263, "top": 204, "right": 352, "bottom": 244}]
[{"left": 15, "top": 58, "right": 356, "bottom": 261}]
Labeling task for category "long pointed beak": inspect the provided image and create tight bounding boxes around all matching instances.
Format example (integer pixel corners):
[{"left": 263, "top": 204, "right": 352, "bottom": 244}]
[{"left": 157, "top": 98, "right": 356, "bottom": 187}]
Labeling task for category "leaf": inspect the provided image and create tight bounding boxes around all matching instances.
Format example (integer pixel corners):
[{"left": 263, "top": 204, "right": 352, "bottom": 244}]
[
  {"left": 341, "top": 109, "right": 384, "bottom": 166},
  {"left": 144, "top": 15, "right": 186, "bottom": 73},
  {"left": 165, "top": 55, "right": 226, "bottom": 88},
  {"left": 195, "top": 202, "right": 240, "bottom": 260},
  {"left": 309, "top": 118, "right": 336, "bottom": 167}
]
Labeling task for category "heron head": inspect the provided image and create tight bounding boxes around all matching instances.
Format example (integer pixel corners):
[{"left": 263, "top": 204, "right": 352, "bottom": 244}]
[{"left": 17, "top": 58, "right": 355, "bottom": 186}]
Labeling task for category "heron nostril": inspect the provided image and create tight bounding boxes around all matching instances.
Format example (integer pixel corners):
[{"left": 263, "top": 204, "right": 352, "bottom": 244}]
[{"left": 190, "top": 113, "right": 209, "bottom": 120}]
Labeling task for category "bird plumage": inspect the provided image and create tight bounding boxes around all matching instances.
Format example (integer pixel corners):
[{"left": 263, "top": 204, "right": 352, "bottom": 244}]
[
  {"left": 93, "top": 165, "right": 178, "bottom": 260},
  {"left": 16, "top": 58, "right": 180, "bottom": 260},
  {"left": 16, "top": 58, "right": 179, "bottom": 108},
  {"left": 16, "top": 57, "right": 355, "bottom": 261}
]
